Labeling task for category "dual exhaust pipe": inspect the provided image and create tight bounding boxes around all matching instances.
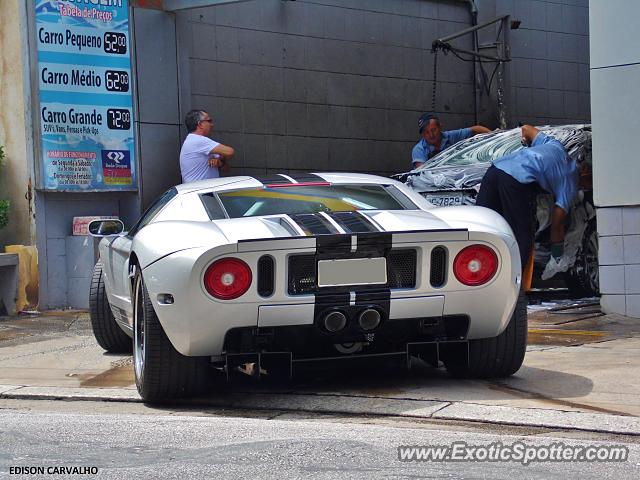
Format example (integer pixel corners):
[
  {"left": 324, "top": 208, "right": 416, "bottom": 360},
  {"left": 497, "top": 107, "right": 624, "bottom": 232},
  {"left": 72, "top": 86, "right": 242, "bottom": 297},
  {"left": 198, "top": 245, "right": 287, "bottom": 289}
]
[{"left": 322, "top": 308, "right": 381, "bottom": 333}]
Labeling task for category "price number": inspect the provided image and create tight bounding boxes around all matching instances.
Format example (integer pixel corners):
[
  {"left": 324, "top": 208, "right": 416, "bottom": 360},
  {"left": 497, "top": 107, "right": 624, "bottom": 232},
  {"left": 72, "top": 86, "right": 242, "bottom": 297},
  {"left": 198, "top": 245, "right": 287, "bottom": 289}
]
[
  {"left": 104, "top": 32, "right": 127, "bottom": 54},
  {"left": 107, "top": 109, "right": 131, "bottom": 130},
  {"left": 105, "top": 70, "right": 129, "bottom": 92}
]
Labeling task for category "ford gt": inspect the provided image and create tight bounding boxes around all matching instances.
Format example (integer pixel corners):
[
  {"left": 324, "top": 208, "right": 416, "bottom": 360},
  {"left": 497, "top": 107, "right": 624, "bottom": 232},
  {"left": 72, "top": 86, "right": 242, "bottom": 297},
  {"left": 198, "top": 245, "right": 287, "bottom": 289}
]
[{"left": 89, "top": 173, "right": 526, "bottom": 402}]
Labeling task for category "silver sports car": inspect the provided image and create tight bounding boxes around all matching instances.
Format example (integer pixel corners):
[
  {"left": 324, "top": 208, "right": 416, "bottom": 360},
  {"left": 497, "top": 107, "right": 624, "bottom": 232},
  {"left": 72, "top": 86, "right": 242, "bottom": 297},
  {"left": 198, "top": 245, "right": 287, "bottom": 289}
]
[{"left": 89, "top": 173, "right": 526, "bottom": 402}]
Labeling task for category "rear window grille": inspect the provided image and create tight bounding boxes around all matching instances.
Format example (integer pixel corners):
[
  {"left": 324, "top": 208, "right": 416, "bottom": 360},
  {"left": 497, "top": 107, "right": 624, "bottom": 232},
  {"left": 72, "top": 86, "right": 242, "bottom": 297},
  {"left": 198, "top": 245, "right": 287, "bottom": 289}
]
[
  {"left": 257, "top": 255, "right": 275, "bottom": 297},
  {"left": 430, "top": 247, "right": 447, "bottom": 288},
  {"left": 329, "top": 212, "right": 378, "bottom": 233},
  {"left": 288, "top": 255, "right": 316, "bottom": 295},
  {"left": 288, "top": 213, "right": 334, "bottom": 235},
  {"left": 387, "top": 250, "right": 417, "bottom": 289}
]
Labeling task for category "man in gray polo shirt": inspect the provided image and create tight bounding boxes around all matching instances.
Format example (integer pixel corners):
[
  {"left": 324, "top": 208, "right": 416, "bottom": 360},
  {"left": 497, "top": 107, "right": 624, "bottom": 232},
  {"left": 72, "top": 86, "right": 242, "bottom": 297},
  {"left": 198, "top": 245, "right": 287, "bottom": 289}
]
[{"left": 179, "top": 110, "right": 235, "bottom": 183}]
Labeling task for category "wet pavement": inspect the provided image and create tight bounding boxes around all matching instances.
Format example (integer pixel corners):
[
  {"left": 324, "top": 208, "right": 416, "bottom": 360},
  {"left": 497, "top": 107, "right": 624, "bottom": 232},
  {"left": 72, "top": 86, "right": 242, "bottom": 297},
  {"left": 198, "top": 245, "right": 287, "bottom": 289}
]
[
  {"left": 1, "top": 300, "right": 639, "bottom": 434},
  {"left": 528, "top": 299, "right": 611, "bottom": 346}
]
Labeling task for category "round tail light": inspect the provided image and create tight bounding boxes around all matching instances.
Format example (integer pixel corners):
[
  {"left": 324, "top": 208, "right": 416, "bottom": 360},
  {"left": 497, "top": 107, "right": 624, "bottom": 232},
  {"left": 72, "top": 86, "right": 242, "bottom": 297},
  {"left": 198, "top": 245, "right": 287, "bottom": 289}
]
[
  {"left": 204, "top": 258, "right": 252, "bottom": 299},
  {"left": 453, "top": 245, "right": 498, "bottom": 286}
]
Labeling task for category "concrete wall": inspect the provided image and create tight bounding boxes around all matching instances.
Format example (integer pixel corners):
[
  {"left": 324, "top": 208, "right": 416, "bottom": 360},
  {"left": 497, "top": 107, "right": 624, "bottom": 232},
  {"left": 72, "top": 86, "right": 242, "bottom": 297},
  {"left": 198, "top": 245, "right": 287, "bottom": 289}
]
[
  {"left": 0, "top": 0, "right": 35, "bottom": 248},
  {"left": 35, "top": 191, "right": 138, "bottom": 309},
  {"left": 589, "top": 0, "right": 640, "bottom": 318},
  {"left": 178, "top": 0, "right": 591, "bottom": 178},
  {"left": 180, "top": 0, "right": 475, "bottom": 177}
]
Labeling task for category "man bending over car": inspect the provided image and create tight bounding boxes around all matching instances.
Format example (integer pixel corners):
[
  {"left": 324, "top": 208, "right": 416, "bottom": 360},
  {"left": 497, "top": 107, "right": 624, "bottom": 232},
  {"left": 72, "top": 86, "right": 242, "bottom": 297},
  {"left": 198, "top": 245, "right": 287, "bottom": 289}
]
[{"left": 476, "top": 125, "right": 579, "bottom": 276}]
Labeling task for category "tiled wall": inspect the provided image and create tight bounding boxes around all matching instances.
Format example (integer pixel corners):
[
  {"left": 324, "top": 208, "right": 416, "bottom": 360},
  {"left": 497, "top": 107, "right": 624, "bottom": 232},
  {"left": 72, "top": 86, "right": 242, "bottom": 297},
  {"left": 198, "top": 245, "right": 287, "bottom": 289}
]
[{"left": 596, "top": 208, "right": 640, "bottom": 317}]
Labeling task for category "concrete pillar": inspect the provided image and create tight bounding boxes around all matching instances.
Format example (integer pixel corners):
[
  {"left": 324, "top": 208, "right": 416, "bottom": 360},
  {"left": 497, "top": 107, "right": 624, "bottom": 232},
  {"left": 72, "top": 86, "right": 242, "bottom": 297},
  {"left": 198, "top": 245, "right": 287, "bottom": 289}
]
[{"left": 590, "top": 0, "right": 640, "bottom": 317}]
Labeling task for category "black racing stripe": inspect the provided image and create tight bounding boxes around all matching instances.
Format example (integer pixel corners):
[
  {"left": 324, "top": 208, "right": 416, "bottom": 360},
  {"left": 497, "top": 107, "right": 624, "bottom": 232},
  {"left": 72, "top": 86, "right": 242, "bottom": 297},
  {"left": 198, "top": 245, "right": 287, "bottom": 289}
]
[
  {"left": 313, "top": 234, "right": 349, "bottom": 327},
  {"left": 314, "top": 234, "right": 351, "bottom": 328},
  {"left": 316, "top": 233, "right": 353, "bottom": 257},
  {"left": 311, "top": 233, "right": 393, "bottom": 336},
  {"left": 254, "top": 174, "right": 294, "bottom": 185},
  {"left": 288, "top": 173, "right": 326, "bottom": 183},
  {"left": 289, "top": 213, "right": 339, "bottom": 236},
  {"left": 329, "top": 211, "right": 380, "bottom": 233},
  {"left": 353, "top": 233, "right": 392, "bottom": 323},
  {"left": 356, "top": 232, "right": 392, "bottom": 323},
  {"left": 357, "top": 232, "right": 392, "bottom": 257}
]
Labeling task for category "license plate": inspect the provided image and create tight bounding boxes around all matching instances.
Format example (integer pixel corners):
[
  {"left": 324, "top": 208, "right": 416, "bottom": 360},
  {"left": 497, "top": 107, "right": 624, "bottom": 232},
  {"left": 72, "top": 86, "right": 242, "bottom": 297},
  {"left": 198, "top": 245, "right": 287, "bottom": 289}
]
[
  {"left": 317, "top": 257, "right": 387, "bottom": 287},
  {"left": 425, "top": 193, "right": 463, "bottom": 207}
]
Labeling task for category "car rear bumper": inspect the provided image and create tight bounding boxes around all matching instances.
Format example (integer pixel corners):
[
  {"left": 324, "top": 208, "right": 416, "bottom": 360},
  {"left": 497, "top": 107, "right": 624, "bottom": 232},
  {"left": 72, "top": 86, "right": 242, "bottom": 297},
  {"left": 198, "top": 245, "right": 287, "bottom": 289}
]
[{"left": 141, "top": 231, "right": 521, "bottom": 357}]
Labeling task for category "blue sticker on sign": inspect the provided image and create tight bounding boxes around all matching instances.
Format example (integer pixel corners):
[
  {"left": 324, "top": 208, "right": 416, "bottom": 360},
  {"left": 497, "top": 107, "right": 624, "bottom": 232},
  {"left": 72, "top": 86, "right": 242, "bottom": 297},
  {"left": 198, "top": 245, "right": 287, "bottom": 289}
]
[{"left": 102, "top": 149, "right": 132, "bottom": 185}]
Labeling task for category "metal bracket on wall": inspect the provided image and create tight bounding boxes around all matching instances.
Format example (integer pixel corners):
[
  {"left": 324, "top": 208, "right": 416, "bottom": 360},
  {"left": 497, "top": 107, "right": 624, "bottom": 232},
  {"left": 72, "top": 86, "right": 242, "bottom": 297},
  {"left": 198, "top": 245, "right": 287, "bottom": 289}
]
[
  {"left": 432, "top": 15, "right": 513, "bottom": 63},
  {"left": 432, "top": 15, "right": 515, "bottom": 129}
]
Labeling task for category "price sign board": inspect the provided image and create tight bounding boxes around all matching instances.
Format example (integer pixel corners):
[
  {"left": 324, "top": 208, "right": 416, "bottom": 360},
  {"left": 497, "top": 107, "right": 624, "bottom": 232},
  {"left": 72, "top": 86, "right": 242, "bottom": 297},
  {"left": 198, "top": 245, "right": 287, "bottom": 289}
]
[{"left": 35, "top": 0, "right": 136, "bottom": 191}]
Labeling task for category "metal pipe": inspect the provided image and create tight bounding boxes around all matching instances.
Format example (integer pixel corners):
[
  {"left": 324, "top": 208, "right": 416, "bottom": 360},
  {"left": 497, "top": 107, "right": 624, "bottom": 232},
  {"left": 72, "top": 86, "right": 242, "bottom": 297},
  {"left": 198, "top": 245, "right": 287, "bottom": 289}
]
[
  {"left": 163, "top": 0, "right": 257, "bottom": 10},
  {"left": 433, "top": 42, "right": 505, "bottom": 62},
  {"left": 436, "top": 15, "right": 509, "bottom": 43},
  {"left": 467, "top": 0, "right": 479, "bottom": 124}
]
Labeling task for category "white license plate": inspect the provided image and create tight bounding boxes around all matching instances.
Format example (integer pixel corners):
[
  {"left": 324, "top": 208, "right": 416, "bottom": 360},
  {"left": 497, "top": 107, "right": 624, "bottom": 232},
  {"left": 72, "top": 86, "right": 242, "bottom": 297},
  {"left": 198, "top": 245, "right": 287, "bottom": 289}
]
[
  {"left": 317, "top": 257, "right": 387, "bottom": 287},
  {"left": 425, "top": 193, "right": 463, "bottom": 207}
]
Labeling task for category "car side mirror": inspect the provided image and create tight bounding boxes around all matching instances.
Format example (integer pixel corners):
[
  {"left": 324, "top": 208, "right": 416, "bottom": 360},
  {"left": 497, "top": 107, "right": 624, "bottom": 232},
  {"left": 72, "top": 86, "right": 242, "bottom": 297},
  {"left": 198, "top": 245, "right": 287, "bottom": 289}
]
[{"left": 88, "top": 219, "right": 125, "bottom": 236}]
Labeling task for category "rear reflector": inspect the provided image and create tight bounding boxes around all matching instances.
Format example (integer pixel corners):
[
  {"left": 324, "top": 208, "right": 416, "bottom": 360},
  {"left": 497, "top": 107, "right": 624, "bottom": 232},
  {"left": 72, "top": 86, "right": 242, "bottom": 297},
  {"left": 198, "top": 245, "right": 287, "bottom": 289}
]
[
  {"left": 257, "top": 255, "right": 275, "bottom": 297},
  {"left": 430, "top": 246, "right": 447, "bottom": 287},
  {"left": 204, "top": 258, "right": 252, "bottom": 300},
  {"left": 453, "top": 245, "right": 498, "bottom": 286}
]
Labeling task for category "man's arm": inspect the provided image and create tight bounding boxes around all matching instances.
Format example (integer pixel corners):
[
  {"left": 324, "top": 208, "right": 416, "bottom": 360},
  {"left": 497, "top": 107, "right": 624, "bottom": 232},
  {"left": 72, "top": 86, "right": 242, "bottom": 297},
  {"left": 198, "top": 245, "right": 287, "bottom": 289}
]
[
  {"left": 521, "top": 125, "right": 540, "bottom": 146},
  {"left": 208, "top": 143, "right": 234, "bottom": 168},
  {"left": 470, "top": 125, "right": 491, "bottom": 135},
  {"left": 541, "top": 204, "right": 571, "bottom": 279},
  {"left": 411, "top": 143, "right": 426, "bottom": 170},
  {"left": 211, "top": 143, "right": 234, "bottom": 159},
  {"left": 550, "top": 205, "right": 568, "bottom": 256}
]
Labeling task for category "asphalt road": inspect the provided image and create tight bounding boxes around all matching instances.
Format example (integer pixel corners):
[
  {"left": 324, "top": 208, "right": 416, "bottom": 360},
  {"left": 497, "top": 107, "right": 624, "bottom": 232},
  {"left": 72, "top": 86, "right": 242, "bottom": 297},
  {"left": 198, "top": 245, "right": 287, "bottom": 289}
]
[{"left": 0, "top": 400, "right": 638, "bottom": 479}]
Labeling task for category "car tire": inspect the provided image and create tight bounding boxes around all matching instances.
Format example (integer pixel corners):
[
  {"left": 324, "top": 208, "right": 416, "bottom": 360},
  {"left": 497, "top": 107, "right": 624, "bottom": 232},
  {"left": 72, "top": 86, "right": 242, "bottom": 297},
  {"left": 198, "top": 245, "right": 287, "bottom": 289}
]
[
  {"left": 445, "top": 290, "right": 527, "bottom": 378},
  {"left": 133, "top": 269, "right": 209, "bottom": 402},
  {"left": 89, "top": 261, "right": 132, "bottom": 353},
  {"left": 564, "top": 219, "right": 599, "bottom": 297}
]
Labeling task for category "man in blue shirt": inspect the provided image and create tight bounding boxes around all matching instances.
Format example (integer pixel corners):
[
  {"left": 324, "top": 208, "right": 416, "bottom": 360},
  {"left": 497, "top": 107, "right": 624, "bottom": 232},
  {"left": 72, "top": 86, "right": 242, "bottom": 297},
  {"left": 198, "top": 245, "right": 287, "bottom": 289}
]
[
  {"left": 411, "top": 113, "right": 491, "bottom": 169},
  {"left": 476, "top": 125, "right": 579, "bottom": 270}
]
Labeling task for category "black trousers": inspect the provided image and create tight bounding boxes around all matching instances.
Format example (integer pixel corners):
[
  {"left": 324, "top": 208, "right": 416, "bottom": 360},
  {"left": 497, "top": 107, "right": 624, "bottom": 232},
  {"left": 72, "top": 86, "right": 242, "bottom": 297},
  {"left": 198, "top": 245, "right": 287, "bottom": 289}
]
[{"left": 476, "top": 165, "right": 536, "bottom": 269}]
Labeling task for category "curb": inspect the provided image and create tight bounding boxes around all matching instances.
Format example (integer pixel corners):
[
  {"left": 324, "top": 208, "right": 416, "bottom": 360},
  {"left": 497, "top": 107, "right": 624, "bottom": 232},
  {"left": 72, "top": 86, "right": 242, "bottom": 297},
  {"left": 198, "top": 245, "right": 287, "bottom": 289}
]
[{"left": 2, "top": 385, "right": 639, "bottom": 436}]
